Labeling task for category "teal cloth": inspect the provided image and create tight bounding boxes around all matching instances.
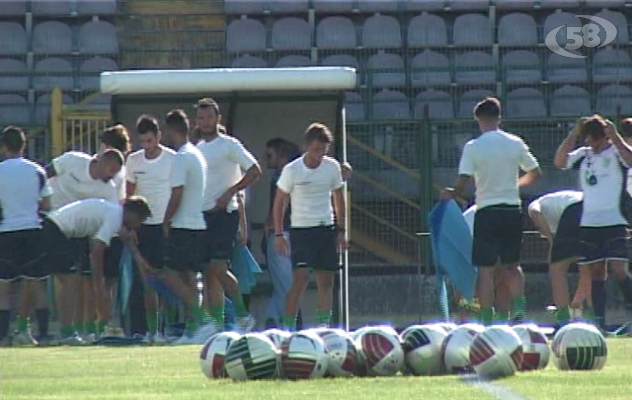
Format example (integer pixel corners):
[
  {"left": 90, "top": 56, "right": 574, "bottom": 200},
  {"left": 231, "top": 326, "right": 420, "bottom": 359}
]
[{"left": 231, "top": 244, "right": 262, "bottom": 295}]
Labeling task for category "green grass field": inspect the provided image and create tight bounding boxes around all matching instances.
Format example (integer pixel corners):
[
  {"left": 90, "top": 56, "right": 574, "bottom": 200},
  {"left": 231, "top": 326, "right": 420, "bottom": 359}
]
[{"left": 1, "top": 339, "right": 631, "bottom": 400}]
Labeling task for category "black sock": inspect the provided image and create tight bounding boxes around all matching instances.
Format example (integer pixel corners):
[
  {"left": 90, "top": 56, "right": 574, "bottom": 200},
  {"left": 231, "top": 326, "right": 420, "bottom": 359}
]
[
  {"left": 0, "top": 310, "right": 10, "bottom": 340},
  {"left": 296, "top": 309, "right": 303, "bottom": 331},
  {"left": 36, "top": 308, "right": 50, "bottom": 337},
  {"left": 617, "top": 276, "right": 632, "bottom": 308},
  {"left": 592, "top": 280, "right": 607, "bottom": 329}
]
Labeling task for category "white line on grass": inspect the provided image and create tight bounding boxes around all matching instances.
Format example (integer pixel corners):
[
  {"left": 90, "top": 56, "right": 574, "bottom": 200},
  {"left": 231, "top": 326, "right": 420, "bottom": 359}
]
[{"left": 461, "top": 376, "right": 534, "bottom": 400}]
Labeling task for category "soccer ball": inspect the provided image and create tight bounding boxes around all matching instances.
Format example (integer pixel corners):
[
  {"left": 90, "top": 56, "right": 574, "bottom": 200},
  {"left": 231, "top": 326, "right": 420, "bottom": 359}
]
[
  {"left": 552, "top": 323, "right": 607, "bottom": 370},
  {"left": 513, "top": 324, "right": 550, "bottom": 371},
  {"left": 401, "top": 324, "right": 448, "bottom": 376},
  {"left": 355, "top": 326, "right": 404, "bottom": 376},
  {"left": 225, "top": 333, "right": 280, "bottom": 381},
  {"left": 199, "top": 332, "right": 241, "bottom": 379},
  {"left": 263, "top": 329, "right": 292, "bottom": 349},
  {"left": 434, "top": 322, "right": 458, "bottom": 333},
  {"left": 470, "top": 326, "right": 524, "bottom": 379},
  {"left": 280, "top": 331, "right": 329, "bottom": 379},
  {"left": 312, "top": 328, "right": 358, "bottom": 377},
  {"left": 441, "top": 323, "right": 485, "bottom": 374}
]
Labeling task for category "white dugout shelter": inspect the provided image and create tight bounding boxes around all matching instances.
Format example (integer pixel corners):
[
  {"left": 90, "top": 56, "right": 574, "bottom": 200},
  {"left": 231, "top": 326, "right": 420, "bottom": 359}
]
[{"left": 100, "top": 67, "right": 356, "bottom": 329}]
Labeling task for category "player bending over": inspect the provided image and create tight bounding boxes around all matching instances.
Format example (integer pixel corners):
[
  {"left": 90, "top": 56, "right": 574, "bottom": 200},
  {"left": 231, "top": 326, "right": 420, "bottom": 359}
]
[{"left": 274, "top": 123, "right": 348, "bottom": 331}]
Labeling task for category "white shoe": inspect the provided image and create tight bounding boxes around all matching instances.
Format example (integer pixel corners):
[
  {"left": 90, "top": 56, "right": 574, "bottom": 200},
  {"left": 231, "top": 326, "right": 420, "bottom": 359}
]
[
  {"left": 102, "top": 325, "right": 125, "bottom": 338},
  {"left": 82, "top": 333, "right": 97, "bottom": 345},
  {"left": 12, "top": 331, "right": 38, "bottom": 347},
  {"left": 152, "top": 332, "right": 168, "bottom": 346},
  {"left": 235, "top": 315, "right": 256, "bottom": 334},
  {"left": 59, "top": 334, "right": 85, "bottom": 346},
  {"left": 172, "top": 334, "right": 196, "bottom": 346},
  {"left": 191, "top": 322, "right": 218, "bottom": 344}
]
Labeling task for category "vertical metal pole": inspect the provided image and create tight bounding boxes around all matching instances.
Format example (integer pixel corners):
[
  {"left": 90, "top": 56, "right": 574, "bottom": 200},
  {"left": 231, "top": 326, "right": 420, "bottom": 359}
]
[{"left": 341, "top": 104, "right": 350, "bottom": 332}]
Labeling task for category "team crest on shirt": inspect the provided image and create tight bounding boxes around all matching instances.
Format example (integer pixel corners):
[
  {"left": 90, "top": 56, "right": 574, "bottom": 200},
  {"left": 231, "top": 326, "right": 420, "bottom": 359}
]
[{"left": 603, "top": 158, "right": 611, "bottom": 169}]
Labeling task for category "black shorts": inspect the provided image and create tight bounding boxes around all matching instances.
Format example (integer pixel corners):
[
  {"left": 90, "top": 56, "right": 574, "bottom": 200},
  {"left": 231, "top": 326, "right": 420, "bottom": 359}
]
[
  {"left": 0, "top": 229, "right": 46, "bottom": 281},
  {"left": 290, "top": 226, "right": 339, "bottom": 272},
  {"left": 165, "top": 228, "right": 207, "bottom": 272},
  {"left": 550, "top": 202, "right": 582, "bottom": 264},
  {"left": 81, "top": 237, "right": 122, "bottom": 279},
  {"left": 41, "top": 219, "right": 78, "bottom": 275},
  {"left": 578, "top": 225, "right": 628, "bottom": 264},
  {"left": 472, "top": 205, "right": 523, "bottom": 267},
  {"left": 203, "top": 210, "right": 239, "bottom": 262},
  {"left": 138, "top": 224, "right": 165, "bottom": 270}
]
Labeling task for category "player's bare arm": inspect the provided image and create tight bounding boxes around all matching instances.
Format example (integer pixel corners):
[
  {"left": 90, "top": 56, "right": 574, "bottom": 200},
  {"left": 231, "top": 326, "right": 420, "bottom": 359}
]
[
  {"left": 518, "top": 167, "right": 542, "bottom": 188},
  {"left": 39, "top": 196, "right": 51, "bottom": 212},
  {"left": 162, "top": 186, "right": 184, "bottom": 237},
  {"left": 554, "top": 119, "right": 583, "bottom": 169},
  {"left": 214, "top": 164, "right": 262, "bottom": 211},
  {"left": 332, "top": 187, "right": 348, "bottom": 251},
  {"left": 442, "top": 174, "right": 472, "bottom": 200},
  {"left": 272, "top": 188, "right": 290, "bottom": 255},
  {"left": 125, "top": 181, "right": 137, "bottom": 198},
  {"left": 45, "top": 163, "right": 57, "bottom": 178},
  {"left": 605, "top": 120, "right": 632, "bottom": 166}
]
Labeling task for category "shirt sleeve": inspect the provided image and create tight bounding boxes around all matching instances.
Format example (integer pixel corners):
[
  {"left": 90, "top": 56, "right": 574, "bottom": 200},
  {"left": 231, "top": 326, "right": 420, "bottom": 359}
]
[
  {"left": 227, "top": 139, "right": 257, "bottom": 171},
  {"left": 93, "top": 208, "right": 122, "bottom": 246},
  {"left": 519, "top": 140, "right": 539, "bottom": 172},
  {"left": 331, "top": 161, "right": 344, "bottom": 190},
  {"left": 566, "top": 147, "right": 586, "bottom": 170},
  {"left": 276, "top": 165, "right": 293, "bottom": 194},
  {"left": 170, "top": 154, "right": 186, "bottom": 188},
  {"left": 125, "top": 156, "right": 137, "bottom": 184},
  {"left": 52, "top": 152, "right": 77, "bottom": 176},
  {"left": 114, "top": 172, "right": 126, "bottom": 201},
  {"left": 458, "top": 142, "right": 475, "bottom": 176},
  {"left": 36, "top": 167, "right": 52, "bottom": 198}
]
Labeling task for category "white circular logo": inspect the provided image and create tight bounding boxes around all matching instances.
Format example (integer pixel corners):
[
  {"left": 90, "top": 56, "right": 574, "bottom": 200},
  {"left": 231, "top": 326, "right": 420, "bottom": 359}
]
[{"left": 545, "top": 15, "right": 617, "bottom": 59}]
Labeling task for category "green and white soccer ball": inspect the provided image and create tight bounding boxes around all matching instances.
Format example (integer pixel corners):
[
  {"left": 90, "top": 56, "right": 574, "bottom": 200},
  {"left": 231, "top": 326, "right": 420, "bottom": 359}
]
[{"left": 552, "top": 323, "right": 607, "bottom": 371}]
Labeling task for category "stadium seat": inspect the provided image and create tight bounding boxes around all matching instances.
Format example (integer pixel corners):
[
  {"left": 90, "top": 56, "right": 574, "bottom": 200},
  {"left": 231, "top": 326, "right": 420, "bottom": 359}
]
[
  {"left": 547, "top": 52, "right": 587, "bottom": 83},
  {"left": 371, "top": 90, "right": 411, "bottom": 120},
  {"left": 272, "top": 18, "right": 310, "bottom": 50},
  {"left": 313, "top": 0, "right": 354, "bottom": 13},
  {"left": 453, "top": 14, "right": 492, "bottom": 46},
  {"left": 407, "top": 13, "right": 448, "bottom": 48},
  {"left": 595, "top": 10, "right": 628, "bottom": 44},
  {"left": 592, "top": 48, "right": 632, "bottom": 83},
  {"left": 455, "top": 51, "right": 495, "bottom": 84},
  {"left": 449, "top": 0, "right": 489, "bottom": 11},
  {"left": 268, "top": 0, "right": 309, "bottom": 14},
  {"left": 77, "top": 0, "right": 117, "bottom": 15},
  {"left": 0, "top": 94, "right": 30, "bottom": 126},
  {"left": 79, "top": 21, "right": 119, "bottom": 55},
  {"left": 317, "top": 17, "right": 357, "bottom": 50},
  {"left": 0, "top": 59, "right": 28, "bottom": 91},
  {"left": 498, "top": 13, "right": 537, "bottom": 46},
  {"left": 366, "top": 52, "right": 405, "bottom": 89},
  {"left": 345, "top": 91, "right": 366, "bottom": 121},
  {"left": 596, "top": 84, "right": 632, "bottom": 116},
  {"left": 506, "top": 88, "right": 547, "bottom": 118},
  {"left": 404, "top": 0, "right": 445, "bottom": 11},
  {"left": 0, "top": 0, "right": 26, "bottom": 16},
  {"left": 34, "top": 58, "right": 74, "bottom": 91},
  {"left": 410, "top": 50, "right": 450, "bottom": 87},
  {"left": 226, "top": 18, "right": 266, "bottom": 53},
  {"left": 503, "top": 50, "right": 541, "bottom": 84},
  {"left": 275, "top": 55, "right": 313, "bottom": 67},
  {"left": 33, "top": 22, "right": 73, "bottom": 55},
  {"left": 586, "top": 0, "right": 625, "bottom": 6},
  {"left": 543, "top": 12, "right": 581, "bottom": 49},
  {"left": 79, "top": 57, "right": 119, "bottom": 91},
  {"left": 551, "top": 85, "right": 590, "bottom": 117},
  {"left": 0, "top": 23, "right": 27, "bottom": 55},
  {"left": 224, "top": 0, "right": 265, "bottom": 15},
  {"left": 496, "top": 0, "right": 535, "bottom": 9},
  {"left": 321, "top": 54, "right": 359, "bottom": 69},
  {"left": 458, "top": 89, "right": 494, "bottom": 118},
  {"left": 358, "top": 0, "right": 399, "bottom": 12},
  {"left": 32, "top": 0, "right": 71, "bottom": 15},
  {"left": 36, "top": 93, "right": 73, "bottom": 125},
  {"left": 540, "top": 0, "right": 580, "bottom": 8},
  {"left": 362, "top": 14, "right": 402, "bottom": 49},
  {"left": 231, "top": 55, "right": 267, "bottom": 68},
  {"left": 414, "top": 89, "right": 454, "bottom": 120}
]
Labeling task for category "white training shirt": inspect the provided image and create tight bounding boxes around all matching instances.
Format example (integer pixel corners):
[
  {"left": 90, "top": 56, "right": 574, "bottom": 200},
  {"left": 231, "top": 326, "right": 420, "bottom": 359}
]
[
  {"left": 48, "top": 198, "right": 122, "bottom": 245},
  {"left": 197, "top": 133, "right": 257, "bottom": 212},
  {"left": 170, "top": 142, "right": 207, "bottom": 230},
  {"left": 0, "top": 158, "right": 52, "bottom": 232},
  {"left": 528, "top": 191, "right": 583, "bottom": 235},
  {"left": 49, "top": 151, "right": 118, "bottom": 209},
  {"left": 463, "top": 205, "right": 476, "bottom": 236},
  {"left": 126, "top": 145, "right": 176, "bottom": 225},
  {"left": 277, "top": 155, "right": 344, "bottom": 228},
  {"left": 566, "top": 145, "right": 629, "bottom": 227},
  {"left": 459, "top": 130, "right": 539, "bottom": 209}
]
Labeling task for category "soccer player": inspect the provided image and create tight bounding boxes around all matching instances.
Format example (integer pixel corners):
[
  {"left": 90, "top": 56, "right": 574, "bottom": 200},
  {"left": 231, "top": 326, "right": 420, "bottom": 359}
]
[
  {"left": 554, "top": 115, "right": 632, "bottom": 329},
  {"left": 274, "top": 123, "right": 348, "bottom": 331},
  {"left": 46, "top": 148, "right": 123, "bottom": 344},
  {"left": 527, "top": 190, "right": 585, "bottom": 326},
  {"left": 126, "top": 115, "right": 176, "bottom": 344},
  {"left": 195, "top": 98, "right": 261, "bottom": 332},
  {"left": 443, "top": 97, "right": 541, "bottom": 326},
  {"left": 0, "top": 127, "right": 52, "bottom": 346},
  {"left": 162, "top": 109, "right": 215, "bottom": 343}
]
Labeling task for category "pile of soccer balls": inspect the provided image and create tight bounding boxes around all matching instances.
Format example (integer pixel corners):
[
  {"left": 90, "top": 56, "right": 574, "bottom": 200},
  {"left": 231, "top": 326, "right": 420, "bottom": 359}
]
[{"left": 199, "top": 322, "right": 607, "bottom": 381}]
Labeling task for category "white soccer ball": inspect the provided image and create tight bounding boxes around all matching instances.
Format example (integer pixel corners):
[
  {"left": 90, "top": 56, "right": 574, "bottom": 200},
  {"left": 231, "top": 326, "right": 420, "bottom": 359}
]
[
  {"left": 312, "top": 328, "right": 358, "bottom": 377},
  {"left": 225, "top": 333, "right": 280, "bottom": 381},
  {"left": 263, "top": 329, "right": 292, "bottom": 349},
  {"left": 199, "top": 332, "right": 241, "bottom": 379},
  {"left": 441, "top": 323, "right": 485, "bottom": 374},
  {"left": 552, "top": 323, "right": 607, "bottom": 371},
  {"left": 355, "top": 326, "right": 404, "bottom": 376},
  {"left": 280, "top": 331, "right": 329, "bottom": 379},
  {"left": 434, "top": 322, "right": 458, "bottom": 333},
  {"left": 513, "top": 324, "right": 550, "bottom": 371},
  {"left": 401, "top": 324, "right": 448, "bottom": 376},
  {"left": 470, "top": 326, "right": 524, "bottom": 379}
]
